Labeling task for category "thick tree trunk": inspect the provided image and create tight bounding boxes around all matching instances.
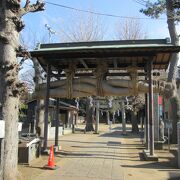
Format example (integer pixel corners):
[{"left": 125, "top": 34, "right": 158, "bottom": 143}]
[
  {"left": 36, "top": 99, "right": 44, "bottom": 137},
  {"left": 166, "top": 0, "right": 179, "bottom": 82},
  {"left": 0, "top": 1, "right": 44, "bottom": 179},
  {"left": 131, "top": 111, "right": 139, "bottom": 133},
  {"left": 170, "top": 95, "right": 180, "bottom": 143},
  {"left": 166, "top": 0, "right": 180, "bottom": 144},
  {"left": 0, "top": 1, "right": 21, "bottom": 179},
  {"left": 34, "top": 58, "right": 44, "bottom": 137},
  {"left": 0, "top": 34, "right": 20, "bottom": 180},
  {"left": 3, "top": 97, "right": 19, "bottom": 180},
  {"left": 85, "top": 98, "right": 94, "bottom": 132}
]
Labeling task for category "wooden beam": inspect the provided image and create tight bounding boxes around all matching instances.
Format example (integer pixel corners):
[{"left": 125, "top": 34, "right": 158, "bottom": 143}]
[
  {"left": 42, "top": 61, "right": 166, "bottom": 72},
  {"left": 49, "top": 72, "right": 160, "bottom": 78}
]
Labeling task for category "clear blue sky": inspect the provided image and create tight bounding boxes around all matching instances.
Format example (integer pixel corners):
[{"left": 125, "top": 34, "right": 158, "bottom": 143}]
[{"left": 21, "top": 0, "right": 180, "bottom": 44}]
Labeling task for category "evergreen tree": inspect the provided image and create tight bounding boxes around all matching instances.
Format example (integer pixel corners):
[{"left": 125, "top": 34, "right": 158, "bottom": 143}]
[{"left": 140, "top": 0, "right": 180, "bottom": 143}]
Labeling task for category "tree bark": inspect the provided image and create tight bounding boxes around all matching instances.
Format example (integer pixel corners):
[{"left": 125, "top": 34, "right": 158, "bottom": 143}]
[
  {"left": 0, "top": 1, "right": 44, "bottom": 179},
  {"left": 166, "top": 0, "right": 179, "bottom": 82},
  {"left": 0, "top": 2, "right": 20, "bottom": 179},
  {"left": 33, "top": 58, "right": 44, "bottom": 137},
  {"left": 85, "top": 97, "right": 94, "bottom": 132},
  {"left": 170, "top": 95, "right": 180, "bottom": 143},
  {"left": 36, "top": 99, "right": 44, "bottom": 137},
  {"left": 131, "top": 111, "right": 139, "bottom": 133},
  {"left": 3, "top": 97, "right": 19, "bottom": 180},
  {"left": 166, "top": 0, "right": 180, "bottom": 143}
]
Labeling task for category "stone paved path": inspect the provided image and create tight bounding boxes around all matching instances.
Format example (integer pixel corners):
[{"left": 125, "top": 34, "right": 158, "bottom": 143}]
[
  {"left": 19, "top": 124, "right": 180, "bottom": 180},
  {"left": 35, "top": 125, "right": 125, "bottom": 180}
]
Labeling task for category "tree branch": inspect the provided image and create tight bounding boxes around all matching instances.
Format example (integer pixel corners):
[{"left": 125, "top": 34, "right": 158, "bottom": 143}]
[
  {"left": 24, "top": 0, "right": 31, "bottom": 9},
  {"left": 16, "top": 46, "right": 31, "bottom": 60},
  {"left": 12, "top": 17, "right": 25, "bottom": 32},
  {"left": 19, "top": 0, "right": 45, "bottom": 17}
]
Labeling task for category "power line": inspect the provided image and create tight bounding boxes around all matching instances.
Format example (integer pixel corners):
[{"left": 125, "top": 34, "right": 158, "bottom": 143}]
[{"left": 45, "top": 1, "right": 165, "bottom": 20}]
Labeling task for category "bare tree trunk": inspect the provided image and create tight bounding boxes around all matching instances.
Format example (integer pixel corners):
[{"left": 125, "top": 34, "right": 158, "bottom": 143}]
[
  {"left": 166, "top": 0, "right": 180, "bottom": 143},
  {"left": 36, "top": 99, "right": 44, "bottom": 137},
  {"left": 0, "top": 42, "right": 20, "bottom": 180},
  {"left": 0, "top": 1, "right": 44, "bottom": 179},
  {"left": 3, "top": 97, "right": 19, "bottom": 180},
  {"left": 85, "top": 98, "right": 94, "bottom": 132},
  {"left": 170, "top": 95, "right": 180, "bottom": 143},
  {"left": 0, "top": 2, "right": 20, "bottom": 179},
  {"left": 166, "top": 0, "right": 179, "bottom": 82},
  {"left": 33, "top": 58, "right": 44, "bottom": 137},
  {"left": 131, "top": 111, "right": 139, "bottom": 133}
]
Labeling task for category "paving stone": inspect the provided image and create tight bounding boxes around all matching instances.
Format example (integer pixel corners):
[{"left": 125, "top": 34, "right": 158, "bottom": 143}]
[{"left": 19, "top": 124, "right": 177, "bottom": 180}]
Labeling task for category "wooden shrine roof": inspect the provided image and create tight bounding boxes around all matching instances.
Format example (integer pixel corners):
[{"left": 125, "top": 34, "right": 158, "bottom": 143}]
[{"left": 30, "top": 39, "right": 180, "bottom": 77}]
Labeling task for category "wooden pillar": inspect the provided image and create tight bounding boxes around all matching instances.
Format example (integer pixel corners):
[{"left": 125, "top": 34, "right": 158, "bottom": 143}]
[
  {"left": 148, "top": 60, "right": 154, "bottom": 156},
  {"left": 95, "top": 101, "right": 100, "bottom": 134},
  {"left": 55, "top": 98, "right": 59, "bottom": 147},
  {"left": 145, "top": 93, "right": 149, "bottom": 150},
  {"left": 43, "top": 64, "right": 51, "bottom": 150},
  {"left": 145, "top": 67, "right": 149, "bottom": 150}
]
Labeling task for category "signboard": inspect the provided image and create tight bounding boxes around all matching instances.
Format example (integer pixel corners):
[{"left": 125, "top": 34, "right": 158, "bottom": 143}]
[{"left": 0, "top": 120, "right": 5, "bottom": 138}]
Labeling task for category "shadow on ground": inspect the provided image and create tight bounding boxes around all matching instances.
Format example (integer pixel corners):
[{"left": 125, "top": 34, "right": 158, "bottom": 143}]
[
  {"left": 56, "top": 149, "right": 140, "bottom": 161},
  {"left": 99, "top": 130, "right": 141, "bottom": 139},
  {"left": 122, "top": 153, "right": 177, "bottom": 169}
]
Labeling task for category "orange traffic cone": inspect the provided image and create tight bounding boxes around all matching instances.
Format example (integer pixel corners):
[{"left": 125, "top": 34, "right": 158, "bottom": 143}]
[{"left": 44, "top": 146, "right": 58, "bottom": 170}]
